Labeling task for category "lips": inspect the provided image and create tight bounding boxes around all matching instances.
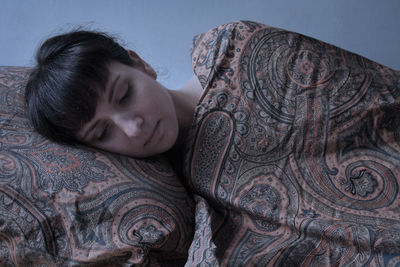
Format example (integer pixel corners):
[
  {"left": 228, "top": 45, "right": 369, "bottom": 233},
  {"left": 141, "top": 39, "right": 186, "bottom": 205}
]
[{"left": 144, "top": 120, "right": 160, "bottom": 146}]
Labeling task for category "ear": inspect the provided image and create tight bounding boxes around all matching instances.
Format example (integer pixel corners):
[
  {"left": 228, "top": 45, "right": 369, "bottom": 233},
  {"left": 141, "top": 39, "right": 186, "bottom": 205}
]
[{"left": 127, "top": 50, "right": 157, "bottom": 80}]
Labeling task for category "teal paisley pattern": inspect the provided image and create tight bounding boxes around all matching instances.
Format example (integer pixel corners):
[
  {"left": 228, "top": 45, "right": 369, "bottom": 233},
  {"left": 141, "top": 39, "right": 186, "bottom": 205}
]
[{"left": 184, "top": 21, "right": 400, "bottom": 266}]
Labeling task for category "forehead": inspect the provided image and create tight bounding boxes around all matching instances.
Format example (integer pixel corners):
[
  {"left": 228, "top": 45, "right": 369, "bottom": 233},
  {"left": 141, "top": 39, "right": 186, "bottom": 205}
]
[
  {"left": 78, "top": 62, "right": 130, "bottom": 125},
  {"left": 107, "top": 61, "right": 130, "bottom": 75},
  {"left": 100, "top": 62, "right": 129, "bottom": 88},
  {"left": 89, "top": 61, "right": 122, "bottom": 103},
  {"left": 97, "top": 61, "right": 128, "bottom": 97}
]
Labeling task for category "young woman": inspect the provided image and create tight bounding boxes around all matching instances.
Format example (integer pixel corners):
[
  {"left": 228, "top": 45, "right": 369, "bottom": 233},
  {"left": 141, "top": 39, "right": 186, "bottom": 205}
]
[
  {"left": 25, "top": 30, "right": 202, "bottom": 158},
  {"left": 26, "top": 21, "right": 400, "bottom": 265}
]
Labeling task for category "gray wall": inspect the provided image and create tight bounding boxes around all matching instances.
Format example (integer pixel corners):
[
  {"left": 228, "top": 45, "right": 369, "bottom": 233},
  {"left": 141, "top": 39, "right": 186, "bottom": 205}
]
[{"left": 1, "top": 0, "right": 399, "bottom": 89}]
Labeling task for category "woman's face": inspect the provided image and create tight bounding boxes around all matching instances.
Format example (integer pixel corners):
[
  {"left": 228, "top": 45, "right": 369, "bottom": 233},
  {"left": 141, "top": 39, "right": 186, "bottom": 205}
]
[{"left": 76, "top": 61, "right": 179, "bottom": 158}]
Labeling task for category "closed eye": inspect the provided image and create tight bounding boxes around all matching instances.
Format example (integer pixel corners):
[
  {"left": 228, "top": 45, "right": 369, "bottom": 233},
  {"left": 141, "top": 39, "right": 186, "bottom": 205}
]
[
  {"left": 118, "top": 84, "right": 130, "bottom": 104},
  {"left": 98, "top": 124, "right": 110, "bottom": 141}
]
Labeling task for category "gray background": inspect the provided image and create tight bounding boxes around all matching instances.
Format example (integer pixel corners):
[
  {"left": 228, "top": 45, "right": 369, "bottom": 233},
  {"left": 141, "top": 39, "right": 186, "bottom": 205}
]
[{"left": 1, "top": 0, "right": 399, "bottom": 89}]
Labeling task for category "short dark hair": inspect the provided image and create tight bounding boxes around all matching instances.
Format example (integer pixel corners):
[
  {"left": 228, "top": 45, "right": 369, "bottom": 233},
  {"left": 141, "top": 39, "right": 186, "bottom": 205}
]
[{"left": 25, "top": 30, "right": 134, "bottom": 144}]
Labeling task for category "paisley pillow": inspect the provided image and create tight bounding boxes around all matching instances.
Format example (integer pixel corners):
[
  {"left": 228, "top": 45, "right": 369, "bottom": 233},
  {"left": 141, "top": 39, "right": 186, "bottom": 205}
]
[{"left": 0, "top": 66, "right": 194, "bottom": 266}]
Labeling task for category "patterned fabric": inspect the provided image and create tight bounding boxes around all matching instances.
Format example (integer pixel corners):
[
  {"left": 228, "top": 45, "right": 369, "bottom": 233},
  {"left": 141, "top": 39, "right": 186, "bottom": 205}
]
[
  {"left": 183, "top": 21, "right": 400, "bottom": 266},
  {"left": 0, "top": 67, "right": 194, "bottom": 266}
]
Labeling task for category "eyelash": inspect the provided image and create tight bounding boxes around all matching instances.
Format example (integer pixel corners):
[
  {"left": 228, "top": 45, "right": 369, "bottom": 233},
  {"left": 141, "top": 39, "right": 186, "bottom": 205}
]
[
  {"left": 98, "top": 124, "right": 109, "bottom": 141},
  {"left": 97, "top": 84, "right": 130, "bottom": 141},
  {"left": 119, "top": 85, "right": 130, "bottom": 104}
]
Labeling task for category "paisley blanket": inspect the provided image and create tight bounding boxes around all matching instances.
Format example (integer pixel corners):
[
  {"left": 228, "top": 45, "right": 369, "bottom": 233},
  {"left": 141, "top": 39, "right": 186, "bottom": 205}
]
[{"left": 183, "top": 21, "right": 400, "bottom": 266}]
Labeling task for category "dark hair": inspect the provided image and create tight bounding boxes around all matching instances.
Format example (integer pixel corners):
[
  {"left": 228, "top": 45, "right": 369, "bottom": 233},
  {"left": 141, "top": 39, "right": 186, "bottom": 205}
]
[{"left": 25, "top": 30, "right": 134, "bottom": 144}]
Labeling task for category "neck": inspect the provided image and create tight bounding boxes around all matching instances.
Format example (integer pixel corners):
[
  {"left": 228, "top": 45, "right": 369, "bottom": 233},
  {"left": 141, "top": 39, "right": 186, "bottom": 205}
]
[{"left": 168, "top": 75, "right": 203, "bottom": 147}]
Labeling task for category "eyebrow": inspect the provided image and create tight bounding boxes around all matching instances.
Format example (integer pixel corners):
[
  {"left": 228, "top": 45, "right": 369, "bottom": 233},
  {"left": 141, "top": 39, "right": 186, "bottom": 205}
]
[
  {"left": 81, "top": 74, "right": 120, "bottom": 141},
  {"left": 108, "top": 74, "right": 121, "bottom": 104}
]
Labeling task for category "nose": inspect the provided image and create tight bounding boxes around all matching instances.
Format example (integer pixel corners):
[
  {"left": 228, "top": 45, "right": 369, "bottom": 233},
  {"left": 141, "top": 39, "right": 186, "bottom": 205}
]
[{"left": 112, "top": 114, "right": 144, "bottom": 138}]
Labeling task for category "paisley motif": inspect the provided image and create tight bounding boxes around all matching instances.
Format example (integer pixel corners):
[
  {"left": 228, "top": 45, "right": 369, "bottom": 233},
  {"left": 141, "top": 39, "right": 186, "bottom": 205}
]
[{"left": 185, "top": 20, "right": 400, "bottom": 265}]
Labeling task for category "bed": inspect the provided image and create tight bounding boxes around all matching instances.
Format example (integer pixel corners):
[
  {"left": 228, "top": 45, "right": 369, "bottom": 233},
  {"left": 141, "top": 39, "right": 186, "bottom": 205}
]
[{"left": 1, "top": 20, "right": 400, "bottom": 266}]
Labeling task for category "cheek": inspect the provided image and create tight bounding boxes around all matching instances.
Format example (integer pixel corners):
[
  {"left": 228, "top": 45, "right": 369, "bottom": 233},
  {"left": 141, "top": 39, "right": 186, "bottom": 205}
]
[{"left": 98, "top": 134, "right": 136, "bottom": 155}]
